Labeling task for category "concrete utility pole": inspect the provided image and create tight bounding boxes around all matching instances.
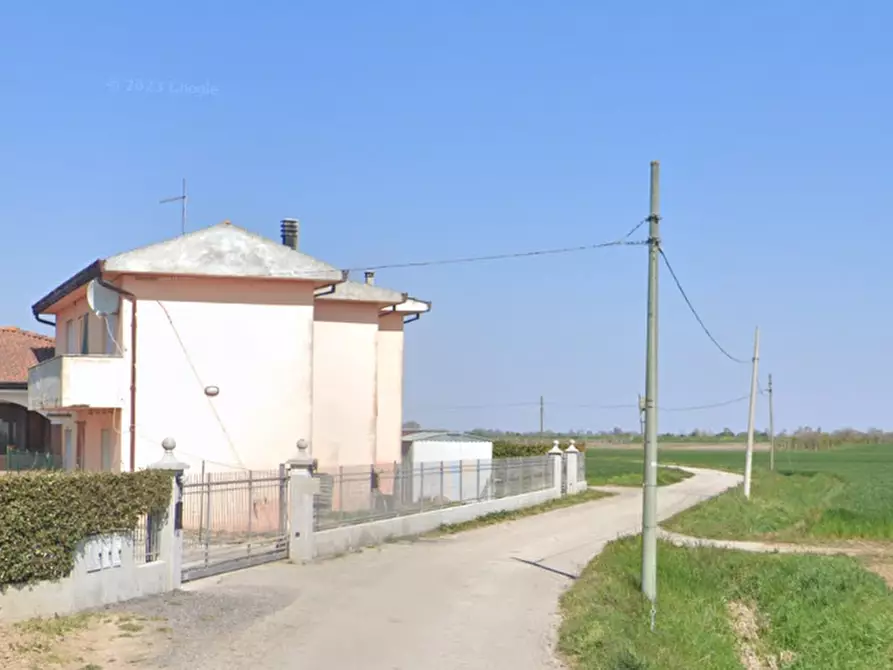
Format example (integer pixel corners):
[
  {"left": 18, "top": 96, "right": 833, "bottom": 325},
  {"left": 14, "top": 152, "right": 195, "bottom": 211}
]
[
  {"left": 768, "top": 373, "right": 775, "bottom": 471},
  {"left": 641, "top": 161, "right": 660, "bottom": 607},
  {"left": 539, "top": 395, "right": 545, "bottom": 434},
  {"left": 743, "top": 327, "right": 761, "bottom": 498}
]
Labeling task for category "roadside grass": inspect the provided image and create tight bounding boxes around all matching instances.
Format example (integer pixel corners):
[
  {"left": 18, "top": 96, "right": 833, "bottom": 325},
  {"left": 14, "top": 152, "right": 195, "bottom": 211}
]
[
  {"left": 559, "top": 536, "right": 893, "bottom": 670},
  {"left": 588, "top": 444, "right": 893, "bottom": 543},
  {"left": 1, "top": 611, "right": 169, "bottom": 669},
  {"left": 430, "top": 488, "right": 611, "bottom": 536},
  {"left": 585, "top": 453, "right": 691, "bottom": 487}
]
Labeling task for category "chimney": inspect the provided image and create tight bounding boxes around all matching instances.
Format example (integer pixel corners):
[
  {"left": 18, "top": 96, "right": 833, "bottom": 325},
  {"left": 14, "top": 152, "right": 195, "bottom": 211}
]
[
  {"left": 280, "top": 218, "right": 299, "bottom": 250},
  {"left": 364, "top": 271, "right": 375, "bottom": 285}
]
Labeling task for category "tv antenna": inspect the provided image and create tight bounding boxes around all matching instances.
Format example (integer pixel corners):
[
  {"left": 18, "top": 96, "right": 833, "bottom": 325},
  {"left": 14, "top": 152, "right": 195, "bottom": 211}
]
[{"left": 160, "top": 178, "right": 188, "bottom": 235}]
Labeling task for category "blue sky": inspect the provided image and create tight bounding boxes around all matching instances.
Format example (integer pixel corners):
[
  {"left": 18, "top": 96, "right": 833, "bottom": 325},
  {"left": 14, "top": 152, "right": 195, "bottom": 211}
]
[{"left": 2, "top": 2, "right": 890, "bottom": 434}]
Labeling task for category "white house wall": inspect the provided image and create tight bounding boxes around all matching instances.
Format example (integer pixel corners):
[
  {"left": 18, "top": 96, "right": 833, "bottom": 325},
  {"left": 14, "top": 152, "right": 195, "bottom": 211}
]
[{"left": 122, "top": 276, "right": 316, "bottom": 472}]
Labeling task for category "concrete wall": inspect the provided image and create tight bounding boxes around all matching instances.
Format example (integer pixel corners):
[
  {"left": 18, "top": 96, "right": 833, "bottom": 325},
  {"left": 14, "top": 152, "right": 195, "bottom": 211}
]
[
  {"left": 119, "top": 275, "right": 317, "bottom": 473},
  {"left": 312, "top": 301, "right": 379, "bottom": 468},
  {"left": 375, "top": 313, "right": 404, "bottom": 465},
  {"left": 0, "top": 535, "right": 169, "bottom": 622},
  {"left": 313, "top": 486, "right": 561, "bottom": 559}
]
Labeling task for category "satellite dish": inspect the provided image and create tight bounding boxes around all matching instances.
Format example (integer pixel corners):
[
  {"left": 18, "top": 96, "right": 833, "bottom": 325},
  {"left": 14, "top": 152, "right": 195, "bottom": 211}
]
[{"left": 86, "top": 279, "right": 120, "bottom": 317}]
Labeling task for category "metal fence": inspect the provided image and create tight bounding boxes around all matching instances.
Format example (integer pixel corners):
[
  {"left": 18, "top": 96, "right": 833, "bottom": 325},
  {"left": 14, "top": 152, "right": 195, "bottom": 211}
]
[
  {"left": 132, "top": 512, "right": 161, "bottom": 564},
  {"left": 314, "top": 455, "right": 554, "bottom": 531},
  {"left": 1, "top": 450, "right": 63, "bottom": 471},
  {"left": 180, "top": 467, "right": 289, "bottom": 581}
]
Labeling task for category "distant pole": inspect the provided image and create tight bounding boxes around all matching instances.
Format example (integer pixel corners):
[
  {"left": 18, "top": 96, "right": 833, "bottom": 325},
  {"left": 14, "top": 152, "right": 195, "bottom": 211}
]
[
  {"left": 743, "top": 327, "right": 761, "bottom": 498},
  {"left": 641, "top": 161, "right": 660, "bottom": 608},
  {"left": 539, "top": 395, "right": 545, "bottom": 435},
  {"left": 768, "top": 373, "right": 775, "bottom": 472},
  {"left": 160, "top": 177, "right": 188, "bottom": 235}
]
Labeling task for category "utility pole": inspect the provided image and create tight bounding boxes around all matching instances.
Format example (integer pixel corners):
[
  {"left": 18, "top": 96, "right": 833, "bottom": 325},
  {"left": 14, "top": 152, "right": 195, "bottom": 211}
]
[
  {"left": 768, "top": 373, "right": 775, "bottom": 471},
  {"left": 743, "top": 327, "right": 761, "bottom": 498},
  {"left": 160, "top": 177, "right": 188, "bottom": 235},
  {"left": 539, "top": 395, "right": 545, "bottom": 435},
  {"left": 641, "top": 161, "right": 660, "bottom": 610}
]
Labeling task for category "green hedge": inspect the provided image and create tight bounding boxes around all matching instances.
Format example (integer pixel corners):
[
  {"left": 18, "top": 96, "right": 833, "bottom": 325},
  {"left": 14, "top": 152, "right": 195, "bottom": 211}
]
[
  {"left": 0, "top": 469, "right": 173, "bottom": 587},
  {"left": 492, "top": 441, "right": 587, "bottom": 458}
]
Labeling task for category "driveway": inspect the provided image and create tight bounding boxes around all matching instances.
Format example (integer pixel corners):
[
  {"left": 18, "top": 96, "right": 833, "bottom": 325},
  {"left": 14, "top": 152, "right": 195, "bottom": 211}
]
[{"left": 117, "top": 467, "right": 741, "bottom": 670}]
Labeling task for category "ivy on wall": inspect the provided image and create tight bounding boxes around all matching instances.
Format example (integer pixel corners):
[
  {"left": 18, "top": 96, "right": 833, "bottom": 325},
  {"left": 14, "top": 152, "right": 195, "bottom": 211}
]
[{"left": 0, "top": 469, "right": 173, "bottom": 588}]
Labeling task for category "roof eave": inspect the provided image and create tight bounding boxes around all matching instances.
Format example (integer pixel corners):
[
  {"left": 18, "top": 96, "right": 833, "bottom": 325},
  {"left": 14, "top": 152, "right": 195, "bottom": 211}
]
[{"left": 31, "top": 260, "right": 104, "bottom": 316}]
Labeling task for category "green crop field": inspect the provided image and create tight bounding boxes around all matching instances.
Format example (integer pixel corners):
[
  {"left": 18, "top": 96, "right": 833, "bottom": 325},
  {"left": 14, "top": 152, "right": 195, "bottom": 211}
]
[{"left": 587, "top": 444, "right": 893, "bottom": 542}]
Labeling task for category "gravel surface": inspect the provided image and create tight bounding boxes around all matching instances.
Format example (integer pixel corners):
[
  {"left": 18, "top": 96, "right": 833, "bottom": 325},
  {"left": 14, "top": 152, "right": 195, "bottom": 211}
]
[{"left": 105, "top": 467, "right": 740, "bottom": 670}]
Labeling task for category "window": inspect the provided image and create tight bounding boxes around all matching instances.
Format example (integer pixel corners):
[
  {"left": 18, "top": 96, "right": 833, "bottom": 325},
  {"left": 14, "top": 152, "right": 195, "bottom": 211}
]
[
  {"left": 103, "top": 314, "right": 119, "bottom": 354},
  {"left": 0, "top": 419, "right": 15, "bottom": 455},
  {"left": 100, "top": 429, "right": 112, "bottom": 471},
  {"left": 80, "top": 316, "right": 89, "bottom": 354},
  {"left": 65, "top": 319, "right": 76, "bottom": 354}
]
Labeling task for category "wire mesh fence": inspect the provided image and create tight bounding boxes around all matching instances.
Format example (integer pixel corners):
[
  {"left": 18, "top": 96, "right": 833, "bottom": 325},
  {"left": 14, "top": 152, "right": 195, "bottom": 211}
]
[
  {"left": 1, "top": 450, "right": 63, "bottom": 472},
  {"left": 313, "top": 456, "right": 555, "bottom": 531}
]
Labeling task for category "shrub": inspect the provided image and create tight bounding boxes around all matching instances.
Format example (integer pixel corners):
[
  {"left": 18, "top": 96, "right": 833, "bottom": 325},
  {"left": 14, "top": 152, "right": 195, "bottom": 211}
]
[
  {"left": 0, "top": 469, "right": 173, "bottom": 587},
  {"left": 492, "top": 441, "right": 586, "bottom": 458}
]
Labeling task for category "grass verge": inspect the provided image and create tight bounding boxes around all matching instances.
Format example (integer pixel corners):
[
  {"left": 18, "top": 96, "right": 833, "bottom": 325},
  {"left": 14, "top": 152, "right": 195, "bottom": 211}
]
[
  {"left": 430, "top": 488, "right": 611, "bottom": 536},
  {"left": 559, "top": 537, "right": 893, "bottom": 670}
]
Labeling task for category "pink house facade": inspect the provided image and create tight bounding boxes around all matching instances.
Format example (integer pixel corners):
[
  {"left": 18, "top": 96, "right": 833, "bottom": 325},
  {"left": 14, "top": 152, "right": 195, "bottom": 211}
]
[{"left": 27, "top": 220, "right": 430, "bottom": 474}]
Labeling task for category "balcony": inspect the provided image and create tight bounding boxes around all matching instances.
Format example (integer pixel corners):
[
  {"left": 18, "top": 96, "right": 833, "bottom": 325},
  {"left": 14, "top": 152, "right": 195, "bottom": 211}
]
[{"left": 28, "top": 355, "right": 126, "bottom": 411}]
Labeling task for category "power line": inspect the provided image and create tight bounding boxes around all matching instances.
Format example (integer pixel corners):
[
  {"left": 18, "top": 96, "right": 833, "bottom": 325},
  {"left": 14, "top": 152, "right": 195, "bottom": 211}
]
[
  {"left": 352, "top": 218, "right": 650, "bottom": 272},
  {"left": 408, "top": 394, "right": 753, "bottom": 413},
  {"left": 659, "top": 248, "right": 749, "bottom": 364}
]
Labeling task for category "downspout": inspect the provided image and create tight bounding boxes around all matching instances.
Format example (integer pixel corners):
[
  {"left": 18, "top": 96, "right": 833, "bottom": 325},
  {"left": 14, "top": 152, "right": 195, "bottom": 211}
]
[{"left": 97, "top": 277, "right": 138, "bottom": 472}]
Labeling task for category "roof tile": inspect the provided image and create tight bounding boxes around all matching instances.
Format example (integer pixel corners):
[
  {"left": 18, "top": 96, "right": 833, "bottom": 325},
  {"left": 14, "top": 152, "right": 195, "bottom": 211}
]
[{"left": 0, "top": 327, "right": 55, "bottom": 384}]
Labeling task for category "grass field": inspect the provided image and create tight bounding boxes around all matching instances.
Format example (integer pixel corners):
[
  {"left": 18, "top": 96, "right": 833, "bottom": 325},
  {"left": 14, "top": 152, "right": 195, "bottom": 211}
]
[
  {"left": 559, "top": 537, "right": 893, "bottom": 670},
  {"left": 587, "top": 444, "right": 893, "bottom": 542}
]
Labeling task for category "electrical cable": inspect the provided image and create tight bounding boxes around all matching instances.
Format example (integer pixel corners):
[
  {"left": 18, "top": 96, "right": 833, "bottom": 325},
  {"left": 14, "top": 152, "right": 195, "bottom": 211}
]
[
  {"left": 659, "top": 248, "right": 750, "bottom": 365},
  {"left": 348, "top": 218, "right": 650, "bottom": 272}
]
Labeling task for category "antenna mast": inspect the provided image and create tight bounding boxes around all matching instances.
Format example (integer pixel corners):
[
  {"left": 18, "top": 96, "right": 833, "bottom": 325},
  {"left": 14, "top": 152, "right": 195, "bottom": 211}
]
[{"left": 159, "top": 178, "right": 188, "bottom": 235}]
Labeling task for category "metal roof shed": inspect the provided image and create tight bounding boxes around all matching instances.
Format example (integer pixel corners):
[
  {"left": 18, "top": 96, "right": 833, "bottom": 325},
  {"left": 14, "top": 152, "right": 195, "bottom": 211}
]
[
  {"left": 401, "top": 431, "right": 493, "bottom": 465},
  {"left": 400, "top": 431, "right": 494, "bottom": 504}
]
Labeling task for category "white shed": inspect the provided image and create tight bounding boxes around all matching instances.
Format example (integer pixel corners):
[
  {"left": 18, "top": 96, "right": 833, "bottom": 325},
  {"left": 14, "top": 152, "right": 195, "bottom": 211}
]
[{"left": 400, "top": 431, "right": 494, "bottom": 503}]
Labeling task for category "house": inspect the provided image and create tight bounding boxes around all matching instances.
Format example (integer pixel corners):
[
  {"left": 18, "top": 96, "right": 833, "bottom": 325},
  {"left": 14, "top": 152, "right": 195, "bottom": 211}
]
[
  {"left": 0, "top": 327, "right": 60, "bottom": 469},
  {"left": 27, "top": 219, "right": 430, "bottom": 474}
]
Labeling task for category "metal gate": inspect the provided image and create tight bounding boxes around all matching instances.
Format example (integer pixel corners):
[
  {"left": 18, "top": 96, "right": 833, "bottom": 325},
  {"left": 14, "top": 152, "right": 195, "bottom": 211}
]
[{"left": 180, "top": 465, "right": 289, "bottom": 582}]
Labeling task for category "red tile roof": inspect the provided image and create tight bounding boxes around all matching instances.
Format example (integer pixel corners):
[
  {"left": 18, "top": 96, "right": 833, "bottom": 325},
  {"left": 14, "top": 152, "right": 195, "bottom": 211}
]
[{"left": 0, "top": 327, "right": 55, "bottom": 384}]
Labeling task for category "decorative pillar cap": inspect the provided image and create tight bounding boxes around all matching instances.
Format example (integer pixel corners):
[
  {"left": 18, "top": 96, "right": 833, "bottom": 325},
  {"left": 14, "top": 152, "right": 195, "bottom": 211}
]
[{"left": 148, "top": 437, "right": 190, "bottom": 471}]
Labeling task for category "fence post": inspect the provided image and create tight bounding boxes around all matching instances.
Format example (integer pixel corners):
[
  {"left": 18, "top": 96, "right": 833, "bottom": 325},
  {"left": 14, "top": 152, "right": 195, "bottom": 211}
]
[
  {"left": 549, "top": 441, "right": 563, "bottom": 497},
  {"left": 287, "top": 439, "right": 320, "bottom": 563},
  {"left": 148, "top": 437, "right": 190, "bottom": 592},
  {"left": 565, "top": 440, "right": 580, "bottom": 494}
]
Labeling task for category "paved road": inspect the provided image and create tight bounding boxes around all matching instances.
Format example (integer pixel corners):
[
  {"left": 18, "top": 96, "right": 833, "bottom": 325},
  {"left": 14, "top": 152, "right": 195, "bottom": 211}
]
[{"left": 120, "top": 467, "right": 741, "bottom": 670}]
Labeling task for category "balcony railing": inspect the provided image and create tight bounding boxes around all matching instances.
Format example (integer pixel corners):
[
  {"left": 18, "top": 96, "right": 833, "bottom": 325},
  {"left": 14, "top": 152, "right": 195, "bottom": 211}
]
[{"left": 28, "top": 355, "right": 126, "bottom": 411}]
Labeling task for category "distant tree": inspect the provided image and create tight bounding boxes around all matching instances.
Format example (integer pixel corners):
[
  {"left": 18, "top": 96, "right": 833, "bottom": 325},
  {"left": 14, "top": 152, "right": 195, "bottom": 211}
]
[{"left": 402, "top": 420, "right": 421, "bottom": 431}]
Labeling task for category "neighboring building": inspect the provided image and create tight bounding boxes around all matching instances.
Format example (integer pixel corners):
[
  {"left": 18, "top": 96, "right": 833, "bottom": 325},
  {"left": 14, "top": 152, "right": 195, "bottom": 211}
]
[
  {"left": 377, "top": 295, "right": 430, "bottom": 465},
  {"left": 311, "top": 275, "right": 407, "bottom": 469},
  {"left": 27, "top": 219, "right": 430, "bottom": 474},
  {"left": 0, "top": 327, "right": 59, "bottom": 469},
  {"left": 400, "top": 431, "right": 494, "bottom": 503}
]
